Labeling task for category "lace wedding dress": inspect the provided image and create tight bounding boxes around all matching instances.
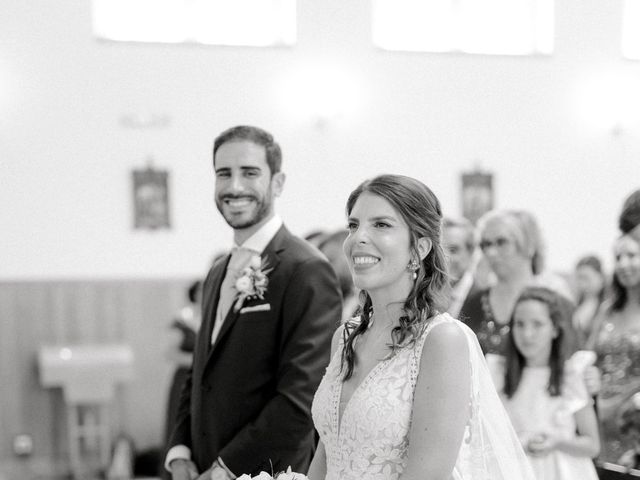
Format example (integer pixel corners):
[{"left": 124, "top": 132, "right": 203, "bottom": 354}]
[{"left": 311, "top": 313, "right": 535, "bottom": 480}]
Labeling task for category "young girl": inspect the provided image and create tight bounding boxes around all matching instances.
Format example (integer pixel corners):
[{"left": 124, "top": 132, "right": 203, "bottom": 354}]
[{"left": 502, "top": 286, "right": 600, "bottom": 480}]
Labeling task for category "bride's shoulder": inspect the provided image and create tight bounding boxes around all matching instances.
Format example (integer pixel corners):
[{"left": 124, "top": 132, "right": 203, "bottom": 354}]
[
  {"left": 420, "top": 313, "right": 469, "bottom": 353},
  {"left": 423, "top": 312, "right": 467, "bottom": 336}
]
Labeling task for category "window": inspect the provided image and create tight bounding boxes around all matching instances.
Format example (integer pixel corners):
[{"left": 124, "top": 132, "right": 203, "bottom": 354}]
[
  {"left": 92, "top": 0, "right": 296, "bottom": 47},
  {"left": 372, "top": 0, "right": 554, "bottom": 55},
  {"left": 622, "top": 0, "right": 640, "bottom": 59}
]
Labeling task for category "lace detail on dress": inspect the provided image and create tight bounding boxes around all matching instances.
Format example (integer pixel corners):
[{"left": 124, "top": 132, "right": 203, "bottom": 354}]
[
  {"left": 312, "top": 315, "right": 449, "bottom": 480},
  {"left": 312, "top": 313, "right": 537, "bottom": 480}
]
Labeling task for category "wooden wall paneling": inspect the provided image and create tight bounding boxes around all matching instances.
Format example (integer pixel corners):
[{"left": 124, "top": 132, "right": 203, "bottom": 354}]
[
  {"left": 95, "top": 282, "right": 125, "bottom": 342},
  {"left": 119, "top": 280, "right": 189, "bottom": 450},
  {"left": 0, "top": 279, "right": 193, "bottom": 475},
  {"left": 0, "top": 284, "right": 20, "bottom": 460},
  {"left": 18, "top": 283, "right": 60, "bottom": 460}
]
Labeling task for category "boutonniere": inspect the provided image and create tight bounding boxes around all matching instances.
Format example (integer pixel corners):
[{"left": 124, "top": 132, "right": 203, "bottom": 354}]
[{"left": 233, "top": 254, "right": 272, "bottom": 312}]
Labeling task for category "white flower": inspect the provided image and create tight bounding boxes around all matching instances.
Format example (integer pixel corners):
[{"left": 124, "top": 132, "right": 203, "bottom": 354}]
[
  {"left": 253, "top": 472, "right": 273, "bottom": 480},
  {"left": 235, "top": 275, "right": 252, "bottom": 292},
  {"left": 275, "top": 474, "right": 293, "bottom": 480},
  {"left": 236, "top": 475, "right": 252, "bottom": 480},
  {"left": 275, "top": 467, "right": 309, "bottom": 480},
  {"left": 232, "top": 256, "right": 272, "bottom": 312},
  {"left": 249, "top": 254, "right": 262, "bottom": 269}
]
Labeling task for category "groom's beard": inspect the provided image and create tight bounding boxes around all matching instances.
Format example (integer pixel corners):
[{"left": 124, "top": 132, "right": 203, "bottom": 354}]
[{"left": 216, "top": 186, "right": 274, "bottom": 230}]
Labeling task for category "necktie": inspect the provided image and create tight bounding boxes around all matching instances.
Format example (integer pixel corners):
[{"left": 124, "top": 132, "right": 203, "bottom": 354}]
[{"left": 211, "top": 247, "right": 255, "bottom": 344}]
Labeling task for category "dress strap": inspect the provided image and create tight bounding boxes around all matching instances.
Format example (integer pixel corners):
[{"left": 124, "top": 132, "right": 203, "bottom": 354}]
[{"left": 409, "top": 313, "right": 453, "bottom": 385}]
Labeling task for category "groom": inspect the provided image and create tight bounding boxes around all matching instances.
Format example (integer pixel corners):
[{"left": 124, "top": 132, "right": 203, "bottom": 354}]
[{"left": 165, "top": 125, "right": 342, "bottom": 480}]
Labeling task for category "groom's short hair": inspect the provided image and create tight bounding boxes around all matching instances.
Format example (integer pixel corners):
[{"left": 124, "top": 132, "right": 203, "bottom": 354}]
[{"left": 213, "top": 125, "right": 282, "bottom": 176}]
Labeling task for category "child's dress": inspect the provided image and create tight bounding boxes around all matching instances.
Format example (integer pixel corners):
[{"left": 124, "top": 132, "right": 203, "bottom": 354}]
[{"left": 502, "top": 355, "right": 598, "bottom": 480}]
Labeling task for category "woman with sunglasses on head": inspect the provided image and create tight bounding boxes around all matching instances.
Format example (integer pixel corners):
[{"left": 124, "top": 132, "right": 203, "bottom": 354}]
[
  {"left": 459, "top": 209, "right": 579, "bottom": 389},
  {"left": 460, "top": 210, "right": 542, "bottom": 352}
]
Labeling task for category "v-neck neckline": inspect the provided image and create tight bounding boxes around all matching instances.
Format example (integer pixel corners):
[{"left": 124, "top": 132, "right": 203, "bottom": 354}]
[{"left": 334, "top": 353, "right": 393, "bottom": 439}]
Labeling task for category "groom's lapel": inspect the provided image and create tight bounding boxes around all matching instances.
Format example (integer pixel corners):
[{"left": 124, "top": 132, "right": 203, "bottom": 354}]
[
  {"left": 202, "top": 255, "right": 229, "bottom": 356},
  {"left": 205, "top": 227, "right": 287, "bottom": 364}
]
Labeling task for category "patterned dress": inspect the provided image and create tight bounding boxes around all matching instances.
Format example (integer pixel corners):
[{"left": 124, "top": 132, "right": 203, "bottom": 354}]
[
  {"left": 592, "top": 315, "right": 640, "bottom": 463},
  {"left": 459, "top": 288, "right": 511, "bottom": 356}
]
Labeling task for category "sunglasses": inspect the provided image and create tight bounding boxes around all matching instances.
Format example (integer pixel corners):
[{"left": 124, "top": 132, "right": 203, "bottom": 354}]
[{"left": 479, "top": 237, "right": 512, "bottom": 251}]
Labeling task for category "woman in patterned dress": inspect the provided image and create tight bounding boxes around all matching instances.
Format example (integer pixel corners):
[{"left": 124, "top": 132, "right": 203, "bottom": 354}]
[{"left": 588, "top": 189, "right": 640, "bottom": 464}]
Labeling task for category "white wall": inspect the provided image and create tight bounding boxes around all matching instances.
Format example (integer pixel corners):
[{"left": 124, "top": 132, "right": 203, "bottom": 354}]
[{"left": 2, "top": 0, "right": 639, "bottom": 279}]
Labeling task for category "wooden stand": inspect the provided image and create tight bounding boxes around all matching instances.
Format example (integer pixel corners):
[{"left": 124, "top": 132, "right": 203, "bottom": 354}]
[
  {"left": 38, "top": 345, "right": 134, "bottom": 479},
  {"left": 66, "top": 403, "right": 112, "bottom": 478}
]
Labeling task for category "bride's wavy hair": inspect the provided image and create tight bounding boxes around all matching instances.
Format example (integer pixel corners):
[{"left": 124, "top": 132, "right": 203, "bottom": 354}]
[{"left": 340, "top": 174, "right": 450, "bottom": 380}]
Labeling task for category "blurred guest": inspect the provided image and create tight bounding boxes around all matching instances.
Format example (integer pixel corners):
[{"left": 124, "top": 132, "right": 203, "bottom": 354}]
[
  {"left": 616, "top": 392, "right": 640, "bottom": 470},
  {"left": 587, "top": 189, "right": 640, "bottom": 465},
  {"left": 163, "top": 280, "right": 202, "bottom": 452},
  {"left": 502, "top": 286, "right": 600, "bottom": 480},
  {"left": 460, "top": 209, "right": 578, "bottom": 381},
  {"left": 304, "top": 229, "right": 328, "bottom": 248},
  {"left": 442, "top": 216, "right": 480, "bottom": 318},
  {"left": 573, "top": 255, "right": 607, "bottom": 347},
  {"left": 317, "top": 229, "right": 358, "bottom": 323},
  {"left": 619, "top": 189, "right": 640, "bottom": 235},
  {"left": 460, "top": 210, "right": 544, "bottom": 359}
]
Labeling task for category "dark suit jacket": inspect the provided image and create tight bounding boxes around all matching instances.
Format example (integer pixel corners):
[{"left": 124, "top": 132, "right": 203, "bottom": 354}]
[{"left": 168, "top": 225, "right": 342, "bottom": 476}]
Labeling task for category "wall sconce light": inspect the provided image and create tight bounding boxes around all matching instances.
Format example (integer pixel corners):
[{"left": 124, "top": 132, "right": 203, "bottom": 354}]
[{"left": 118, "top": 113, "right": 172, "bottom": 129}]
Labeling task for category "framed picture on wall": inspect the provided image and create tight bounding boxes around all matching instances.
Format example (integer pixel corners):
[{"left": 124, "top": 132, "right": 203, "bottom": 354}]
[
  {"left": 132, "top": 164, "right": 170, "bottom": 230},
  {"left": 461, "top": 169, "right": 493, "bottom": 225}
]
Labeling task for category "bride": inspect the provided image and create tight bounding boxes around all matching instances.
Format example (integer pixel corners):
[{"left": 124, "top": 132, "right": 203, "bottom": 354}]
[{"left": 309, "top": 174, "right": 535, "bottom": 480}]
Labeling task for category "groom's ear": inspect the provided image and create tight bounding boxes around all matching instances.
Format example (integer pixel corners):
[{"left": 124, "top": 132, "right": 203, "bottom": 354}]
[
  {"left": 416, "top": 237, "right": 432, "bottom": 260},
  {"left": 271, "top": 172, "right": 285, "bottom": 198}
]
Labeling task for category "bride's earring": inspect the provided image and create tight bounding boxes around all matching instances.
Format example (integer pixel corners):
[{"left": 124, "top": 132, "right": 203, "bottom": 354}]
[{"left": 407, "top": 259, "right": 419, "bottom": 280}]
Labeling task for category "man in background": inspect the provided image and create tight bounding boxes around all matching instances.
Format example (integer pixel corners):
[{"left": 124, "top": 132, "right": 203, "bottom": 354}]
[{"left": 443, "top": 216, "right": 480, "bottom": 318}]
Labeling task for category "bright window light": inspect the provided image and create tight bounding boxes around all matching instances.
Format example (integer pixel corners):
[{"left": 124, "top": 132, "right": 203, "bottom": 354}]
[
  {"left": 622, "top": 0, "right": 640, "bottom": 60},
  {"left": 372, "top": 0, "right": 554, "bottom": 55},
  {"left": 92, "top": 0, "right": 296, "bottom": 46}
]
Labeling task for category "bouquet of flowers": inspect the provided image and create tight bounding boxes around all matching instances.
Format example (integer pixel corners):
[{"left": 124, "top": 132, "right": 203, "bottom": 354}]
[{"left": 237, "top": 467, "right": 308, "bottom": 480}]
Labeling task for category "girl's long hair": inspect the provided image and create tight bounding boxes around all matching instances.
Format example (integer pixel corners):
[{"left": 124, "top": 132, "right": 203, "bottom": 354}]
[
  {"left": 340, "top": 174, "right": 450, "bottom": 380},
  {"left": 503, "top": 286, "right": 567, "bottom": 398}
]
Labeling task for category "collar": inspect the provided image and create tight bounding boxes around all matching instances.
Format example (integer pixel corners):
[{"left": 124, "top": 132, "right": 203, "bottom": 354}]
[{"left": 235, "top": 215, "right": 283, "bottom": 254}]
